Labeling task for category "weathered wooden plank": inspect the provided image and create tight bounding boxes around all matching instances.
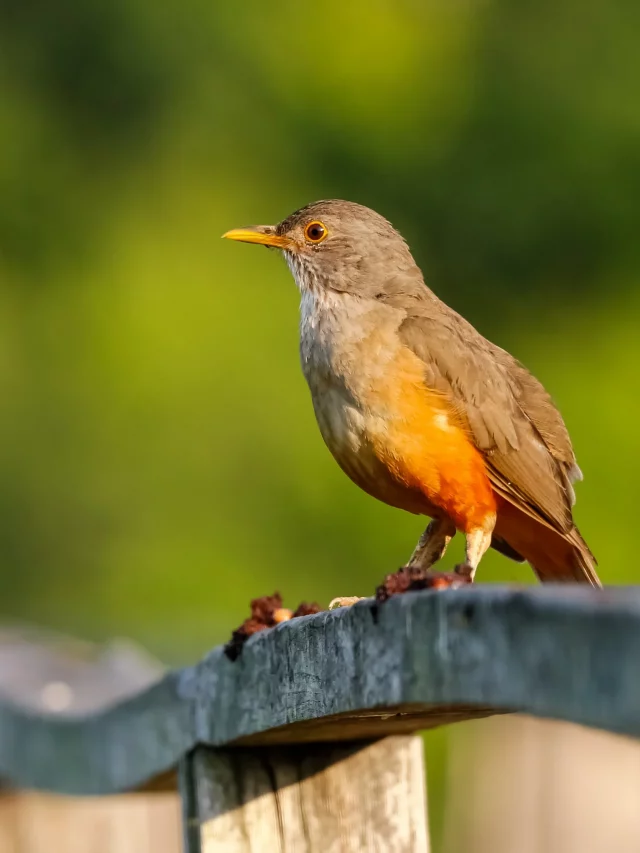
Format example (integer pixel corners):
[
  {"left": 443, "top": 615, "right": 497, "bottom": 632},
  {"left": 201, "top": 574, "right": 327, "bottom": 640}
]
[
  {"left": 181, "top": 736, "right": 428, "bottom": 852},
  {"left": 0, "top": 789, "right": 181, "bottom": 853},
  {"left": 1, "top": 586, "right": 640, "bottom": 794},
  {"left": 442, "top": 714, "right": 640, "bottom": 853}
]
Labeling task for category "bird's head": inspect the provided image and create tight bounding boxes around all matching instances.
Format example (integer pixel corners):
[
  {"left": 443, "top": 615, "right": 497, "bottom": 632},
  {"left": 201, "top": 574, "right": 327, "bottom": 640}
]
[{"left": 223, "top": 199, "right": 417, "bottom": 296}]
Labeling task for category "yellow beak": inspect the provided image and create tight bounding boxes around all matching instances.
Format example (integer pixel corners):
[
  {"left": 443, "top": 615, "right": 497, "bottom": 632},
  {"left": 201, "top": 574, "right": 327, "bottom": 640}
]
[{"left": 221, "top": 226, "right": 291, "bottom": 249}]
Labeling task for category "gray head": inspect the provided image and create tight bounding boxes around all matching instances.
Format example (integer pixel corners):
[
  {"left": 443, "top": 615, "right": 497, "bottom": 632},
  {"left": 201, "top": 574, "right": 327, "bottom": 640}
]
[{"left": 223, "top": 199, "right": 421, "bottom": 296}]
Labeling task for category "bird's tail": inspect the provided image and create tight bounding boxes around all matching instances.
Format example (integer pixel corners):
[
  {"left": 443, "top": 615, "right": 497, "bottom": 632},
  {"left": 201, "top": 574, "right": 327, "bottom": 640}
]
[
  {"left": 529, "top": 525, "right": 600, "bottom": 587},
  {"left": 496, "top": 509, "right": 601, "bottom": 587}
]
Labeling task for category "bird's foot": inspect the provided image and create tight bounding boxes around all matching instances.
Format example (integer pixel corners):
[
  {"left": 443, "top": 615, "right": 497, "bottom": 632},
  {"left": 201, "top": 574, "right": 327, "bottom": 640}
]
[
  {"left": 453, "top": 562, "right": 475, "bottom": 580},
  {"left": 328, "top": 596, "right": 366, "bottom": 610},
  {"left": 376, "top": 565, "right": 472, "bottom": 604}
]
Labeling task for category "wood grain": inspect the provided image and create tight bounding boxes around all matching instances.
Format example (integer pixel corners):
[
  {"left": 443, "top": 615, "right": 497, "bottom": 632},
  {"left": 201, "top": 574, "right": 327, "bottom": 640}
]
[
  {"left": 442, "top": 714, "right": 640, "bottom": 853},
  {"left": 182, "top": 737, "right": 428, "bottom": 852},
  {"left": 0, "top": 586, "right": 639, "bottom": 794},
  {"left": 0, "top": 789, "right": 181, "bottom": 853}
]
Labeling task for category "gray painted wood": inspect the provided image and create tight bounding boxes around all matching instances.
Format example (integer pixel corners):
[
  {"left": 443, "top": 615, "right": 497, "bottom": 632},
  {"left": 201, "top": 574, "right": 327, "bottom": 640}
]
[
  {"left": 181, "top": 736, "right": 428, "bottom": 852},
  {"left": 1, "top": 586, "right": 640, "bottom": 795}
]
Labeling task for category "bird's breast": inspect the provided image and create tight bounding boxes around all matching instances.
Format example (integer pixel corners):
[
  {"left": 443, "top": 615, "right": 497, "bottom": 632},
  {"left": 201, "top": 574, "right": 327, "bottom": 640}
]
[
  {"left": 299, "top": 288, "right": 405, "bottom": 428},
  {"left": 297, "top": 288, "right": 453, "bottom": 514}
]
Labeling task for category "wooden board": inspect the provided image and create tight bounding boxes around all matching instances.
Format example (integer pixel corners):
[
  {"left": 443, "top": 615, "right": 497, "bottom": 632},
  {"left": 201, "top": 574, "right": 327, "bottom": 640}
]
[
  {"left": 0, "top": 789, "right": 181, "bottom": 853},
  {"left": 1, "top": 586, "right": 639, "bottom": 795},
  {"left": 180, "top": 736, "right": 428, "bottom": 852},
  {"left": 442, "top": 714, "right": 640, "bottom": 853}
]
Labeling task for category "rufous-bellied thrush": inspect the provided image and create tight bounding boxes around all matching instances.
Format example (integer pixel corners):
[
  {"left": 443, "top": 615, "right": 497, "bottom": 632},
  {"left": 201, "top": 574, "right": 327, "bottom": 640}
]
[{"left": 224, "top": 200, "right": 600, "bottom": 591}]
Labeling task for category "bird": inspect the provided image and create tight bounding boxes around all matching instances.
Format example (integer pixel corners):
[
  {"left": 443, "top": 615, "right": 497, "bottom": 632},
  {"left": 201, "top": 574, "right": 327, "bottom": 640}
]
[{"left": 223, "top": 200, "right": 600, "bottom": 591}]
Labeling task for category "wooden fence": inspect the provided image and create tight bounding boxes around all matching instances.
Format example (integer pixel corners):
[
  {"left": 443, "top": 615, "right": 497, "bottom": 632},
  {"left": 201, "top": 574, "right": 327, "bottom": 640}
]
[{"left": 1, "top": 586, "right": 639, "bottom": 851}]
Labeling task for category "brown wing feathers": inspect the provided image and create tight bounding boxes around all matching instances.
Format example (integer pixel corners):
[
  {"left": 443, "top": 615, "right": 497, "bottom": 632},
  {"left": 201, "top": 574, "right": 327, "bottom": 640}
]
[{"left": 396, "top": 296, "right": 600, "bottom": 586}]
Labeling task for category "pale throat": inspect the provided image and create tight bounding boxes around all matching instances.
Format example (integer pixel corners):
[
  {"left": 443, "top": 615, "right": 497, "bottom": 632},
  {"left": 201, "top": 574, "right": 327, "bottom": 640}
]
[
  {"left": 284, "top": 250, "right": 315, "bottom": 294},
  {"left": 282, "top": 249, "right": 408, "bottom": 406}
]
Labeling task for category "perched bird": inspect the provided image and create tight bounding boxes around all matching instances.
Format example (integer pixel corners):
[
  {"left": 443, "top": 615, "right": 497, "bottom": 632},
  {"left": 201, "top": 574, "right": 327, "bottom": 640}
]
[{"left": 223, "top": 200, "right": 600, "bottom": 589}]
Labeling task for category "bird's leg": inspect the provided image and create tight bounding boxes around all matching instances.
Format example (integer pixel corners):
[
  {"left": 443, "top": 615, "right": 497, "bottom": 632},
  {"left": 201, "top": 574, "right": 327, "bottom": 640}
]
[
  {"left": 374, "top": 518, "right": 469, "bottom": 603},
  {"left": 330, "top": 519, "right": 461, "bottom": 610},
  {"left": 455, "top": 515, "right": 496, "bottom": 581},
  {"left": 406, "top": 518, "right": 456, "bottom": 570}
]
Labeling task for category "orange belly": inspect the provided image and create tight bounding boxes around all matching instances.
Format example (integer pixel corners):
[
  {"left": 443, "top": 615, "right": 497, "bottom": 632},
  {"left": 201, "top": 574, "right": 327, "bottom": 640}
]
[
  {"left": 372, "top": 407, "right": 496, "bottom": 532},
  {"left": 313, "top": 346, "right": 496, "bottom": 532}
]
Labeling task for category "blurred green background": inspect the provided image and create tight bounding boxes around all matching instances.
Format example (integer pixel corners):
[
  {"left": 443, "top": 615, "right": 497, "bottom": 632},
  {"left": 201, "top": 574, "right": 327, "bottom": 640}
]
[{"left": 1, "top": 0, "right": 638, "bottom": 844}]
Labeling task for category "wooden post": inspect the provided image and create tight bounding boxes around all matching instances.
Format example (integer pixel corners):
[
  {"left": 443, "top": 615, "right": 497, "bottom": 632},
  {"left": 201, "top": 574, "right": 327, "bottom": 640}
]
[{"left": 180, "top": 736, "right": 429, "bottom": 852}]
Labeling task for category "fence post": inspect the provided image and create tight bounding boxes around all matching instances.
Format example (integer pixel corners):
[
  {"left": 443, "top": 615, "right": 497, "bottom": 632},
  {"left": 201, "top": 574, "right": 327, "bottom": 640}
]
[{"left": 179, "top": 736, "right": 429, "bottom": 852}]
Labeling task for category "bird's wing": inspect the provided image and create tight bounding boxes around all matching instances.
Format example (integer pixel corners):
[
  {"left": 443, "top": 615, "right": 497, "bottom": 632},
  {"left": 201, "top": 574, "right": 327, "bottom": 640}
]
[{"left": 397, "top": 306, "right": 578, "bottom": 534}]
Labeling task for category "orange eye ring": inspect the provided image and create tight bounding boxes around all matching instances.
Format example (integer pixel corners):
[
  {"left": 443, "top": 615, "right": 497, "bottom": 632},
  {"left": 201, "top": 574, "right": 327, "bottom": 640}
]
[{"left": 304, "top": 220, "right": 328, "bottom": 244}]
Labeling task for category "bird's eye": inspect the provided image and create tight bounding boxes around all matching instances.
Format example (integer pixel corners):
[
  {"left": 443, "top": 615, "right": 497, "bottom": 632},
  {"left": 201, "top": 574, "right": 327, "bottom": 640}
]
[{"left": 304, "top": 221, "right": 328, "bottom": 244}]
